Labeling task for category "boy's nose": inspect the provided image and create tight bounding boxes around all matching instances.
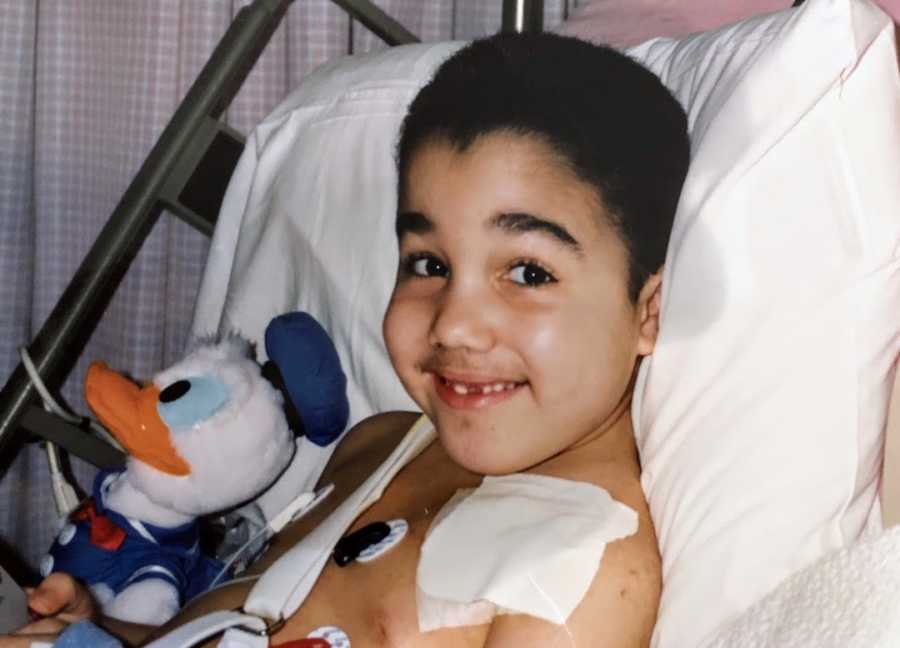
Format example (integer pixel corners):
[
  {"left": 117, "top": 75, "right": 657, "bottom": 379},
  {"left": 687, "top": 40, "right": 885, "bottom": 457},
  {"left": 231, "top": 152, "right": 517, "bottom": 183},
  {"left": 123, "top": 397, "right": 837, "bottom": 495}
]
[{"left": 428, "top": 283, "right": 497, "bottom": 353}]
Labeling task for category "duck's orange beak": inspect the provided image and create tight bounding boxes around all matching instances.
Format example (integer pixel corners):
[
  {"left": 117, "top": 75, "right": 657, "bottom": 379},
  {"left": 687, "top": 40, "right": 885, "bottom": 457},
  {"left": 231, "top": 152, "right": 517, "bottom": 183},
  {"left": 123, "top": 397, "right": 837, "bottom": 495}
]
[{"left": 85, "top": 362, "right": 192, "bottom": 476}]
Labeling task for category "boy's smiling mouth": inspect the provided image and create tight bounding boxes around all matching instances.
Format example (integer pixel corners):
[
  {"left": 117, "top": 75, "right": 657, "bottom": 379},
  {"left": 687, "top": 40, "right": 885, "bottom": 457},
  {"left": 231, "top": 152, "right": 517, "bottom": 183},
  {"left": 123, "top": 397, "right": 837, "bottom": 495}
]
[{"left": 429, "top": 371, "right": 528, "bottom": 410}]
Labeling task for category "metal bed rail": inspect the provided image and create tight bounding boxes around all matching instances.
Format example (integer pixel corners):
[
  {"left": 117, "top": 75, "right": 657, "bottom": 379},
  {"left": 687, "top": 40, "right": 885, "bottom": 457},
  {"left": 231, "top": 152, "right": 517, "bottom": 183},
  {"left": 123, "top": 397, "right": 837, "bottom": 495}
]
[{"left": 0, "top": 0, "right": 545, "bottom": 475}]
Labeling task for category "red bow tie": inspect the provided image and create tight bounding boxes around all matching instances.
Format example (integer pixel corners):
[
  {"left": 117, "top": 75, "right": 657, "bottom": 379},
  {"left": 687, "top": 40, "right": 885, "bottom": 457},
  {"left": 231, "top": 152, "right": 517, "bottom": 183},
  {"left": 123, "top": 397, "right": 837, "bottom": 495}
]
[{"left": 71, "top": 499, "right": 127, "bottom": 551}]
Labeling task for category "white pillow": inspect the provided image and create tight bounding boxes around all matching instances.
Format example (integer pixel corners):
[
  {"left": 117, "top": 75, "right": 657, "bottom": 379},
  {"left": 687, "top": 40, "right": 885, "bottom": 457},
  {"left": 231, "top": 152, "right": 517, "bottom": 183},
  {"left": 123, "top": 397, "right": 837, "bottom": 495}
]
[
  {"left": 628, "top": 1, "right": 900, "bottom": 645},
  {"left": 191, "top": 43, "right": 463, "bottom": 427},
  {"left": 191, "top": 1, "right": 900, "bottom": 644}
]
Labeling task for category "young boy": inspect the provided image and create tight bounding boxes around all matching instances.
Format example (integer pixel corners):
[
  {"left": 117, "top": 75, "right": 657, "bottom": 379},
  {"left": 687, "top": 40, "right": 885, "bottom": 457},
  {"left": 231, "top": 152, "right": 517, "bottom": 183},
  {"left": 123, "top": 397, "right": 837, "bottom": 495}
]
[{"left": 4, "top": 32, "right": 689, "bottom": 648}]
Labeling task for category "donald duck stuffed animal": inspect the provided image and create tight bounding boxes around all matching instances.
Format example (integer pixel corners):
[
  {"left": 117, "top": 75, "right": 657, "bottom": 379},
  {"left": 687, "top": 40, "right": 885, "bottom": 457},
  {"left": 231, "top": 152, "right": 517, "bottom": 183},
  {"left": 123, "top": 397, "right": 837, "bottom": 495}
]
[{"left": 42, "top": 312, "right": 349, "bottom": 625}]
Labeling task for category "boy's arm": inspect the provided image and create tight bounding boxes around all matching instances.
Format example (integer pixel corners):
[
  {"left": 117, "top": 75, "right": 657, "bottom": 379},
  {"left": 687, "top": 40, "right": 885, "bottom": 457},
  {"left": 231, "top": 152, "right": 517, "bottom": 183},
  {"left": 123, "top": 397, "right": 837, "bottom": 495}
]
[
  {"left": 482, "top": 517, "right": 661, "bottom": 648},
  {"left": 100, "top": 617, "right": 155, "bottom": 647},
  {"left": 0, "top": 573, "right": 155, "bottom": 648}
]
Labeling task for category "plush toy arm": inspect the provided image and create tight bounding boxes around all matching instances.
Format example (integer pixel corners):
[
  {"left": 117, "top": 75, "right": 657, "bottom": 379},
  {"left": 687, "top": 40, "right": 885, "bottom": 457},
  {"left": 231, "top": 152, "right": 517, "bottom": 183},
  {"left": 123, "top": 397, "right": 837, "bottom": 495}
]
[{"left": 104, "top": 578, "right": 180, "bottom": 626}]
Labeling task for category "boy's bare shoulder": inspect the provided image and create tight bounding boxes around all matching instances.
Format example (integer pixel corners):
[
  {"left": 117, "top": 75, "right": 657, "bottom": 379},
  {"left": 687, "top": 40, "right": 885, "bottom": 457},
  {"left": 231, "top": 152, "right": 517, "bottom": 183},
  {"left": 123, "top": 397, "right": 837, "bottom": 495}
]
[
  {"left": 487, "top": 441, "right": 660, "bottom": 647},
  {"left": 484, "top": 516, "right": 660, "bottom": 648},
  {"left": 319, "top": 411, "right": 423, "bottom": 483}
]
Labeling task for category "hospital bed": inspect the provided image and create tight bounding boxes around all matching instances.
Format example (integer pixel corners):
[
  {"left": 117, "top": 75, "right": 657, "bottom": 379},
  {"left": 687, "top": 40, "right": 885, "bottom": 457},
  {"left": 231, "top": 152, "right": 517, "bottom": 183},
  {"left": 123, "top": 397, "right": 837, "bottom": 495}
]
[{"left": 2, "top": 0, "right": 899, "bottom": 645}]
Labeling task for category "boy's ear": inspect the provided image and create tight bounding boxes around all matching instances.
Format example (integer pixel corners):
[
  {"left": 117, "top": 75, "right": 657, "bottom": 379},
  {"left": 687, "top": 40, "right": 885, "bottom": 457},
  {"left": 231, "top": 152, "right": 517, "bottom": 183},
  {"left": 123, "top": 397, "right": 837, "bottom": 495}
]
[{"left": 636, "top": 269, "right": 663, "bottom": 357}]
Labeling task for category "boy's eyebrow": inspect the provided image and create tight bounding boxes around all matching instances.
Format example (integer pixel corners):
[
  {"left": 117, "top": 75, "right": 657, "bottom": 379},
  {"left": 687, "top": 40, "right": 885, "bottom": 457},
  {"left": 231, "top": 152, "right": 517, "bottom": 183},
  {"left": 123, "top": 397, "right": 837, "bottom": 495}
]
[
  {"left": 395, "top": 211, "right": 433, "bottom": 238},
  {"left": 490, "top": 212, "right": 583, "bottom": 254},
  {"left": 396, "top": 210, "right": 583, "bottom": 255}
]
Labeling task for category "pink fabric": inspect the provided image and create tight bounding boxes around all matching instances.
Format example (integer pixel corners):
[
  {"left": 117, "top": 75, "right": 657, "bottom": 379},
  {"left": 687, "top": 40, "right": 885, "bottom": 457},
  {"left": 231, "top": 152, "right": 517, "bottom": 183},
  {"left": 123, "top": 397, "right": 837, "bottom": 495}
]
[
  {"left": 884, "top": 0, "right": 900, "bottom": 19},
  {"left": 556, "top": 0, "right": 899, "bottom": 47}
]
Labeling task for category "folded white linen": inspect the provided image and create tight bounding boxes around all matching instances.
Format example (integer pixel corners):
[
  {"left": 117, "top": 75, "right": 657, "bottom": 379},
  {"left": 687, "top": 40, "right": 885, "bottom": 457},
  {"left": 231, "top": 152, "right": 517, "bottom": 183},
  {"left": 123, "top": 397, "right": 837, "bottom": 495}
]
[{"left": 704, "top": 525, "right": 900, "bottom": 648}]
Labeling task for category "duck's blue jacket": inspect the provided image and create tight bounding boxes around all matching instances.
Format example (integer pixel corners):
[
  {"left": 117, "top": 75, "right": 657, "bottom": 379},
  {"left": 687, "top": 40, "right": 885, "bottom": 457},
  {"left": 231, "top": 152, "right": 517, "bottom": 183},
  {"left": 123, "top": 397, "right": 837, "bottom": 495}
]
[{"left": 47, "top": 470, "right": 227, "bottom": 605}]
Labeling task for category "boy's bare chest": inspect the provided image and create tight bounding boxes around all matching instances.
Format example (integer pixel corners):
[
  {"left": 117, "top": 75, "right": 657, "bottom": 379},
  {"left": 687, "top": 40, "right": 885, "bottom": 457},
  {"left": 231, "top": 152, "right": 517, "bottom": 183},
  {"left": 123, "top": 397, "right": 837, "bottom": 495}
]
[{"left": 267, "top": 442, "right": 488, "bottom": 648}]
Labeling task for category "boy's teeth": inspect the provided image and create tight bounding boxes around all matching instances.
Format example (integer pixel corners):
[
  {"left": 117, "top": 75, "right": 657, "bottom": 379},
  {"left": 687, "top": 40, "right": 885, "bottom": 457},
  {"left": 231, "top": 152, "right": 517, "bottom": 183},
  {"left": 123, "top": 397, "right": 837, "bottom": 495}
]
[{"left": 447, "top": 380, "right": 517, "bottom": 395}]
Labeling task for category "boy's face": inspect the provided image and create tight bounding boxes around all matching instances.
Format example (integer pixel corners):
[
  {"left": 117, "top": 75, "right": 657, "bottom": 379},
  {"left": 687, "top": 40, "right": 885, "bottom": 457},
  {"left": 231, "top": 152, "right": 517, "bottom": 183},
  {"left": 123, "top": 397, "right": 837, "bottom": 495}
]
[{"left": 384, "top": 132, "right": 659, "bottom": 475}]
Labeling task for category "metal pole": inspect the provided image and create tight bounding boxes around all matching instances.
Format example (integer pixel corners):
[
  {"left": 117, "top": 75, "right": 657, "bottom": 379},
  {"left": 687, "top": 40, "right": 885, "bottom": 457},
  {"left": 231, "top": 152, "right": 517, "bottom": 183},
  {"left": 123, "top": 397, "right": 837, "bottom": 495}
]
[
  {"left": 329, "top": 0, "right": 419, "bottom": 45},
  {"left": 502, "top": 0, "right": 544, "bottom": 33},
  {"left": 0, "top": 0, "right": 294, "bottom": 464}
]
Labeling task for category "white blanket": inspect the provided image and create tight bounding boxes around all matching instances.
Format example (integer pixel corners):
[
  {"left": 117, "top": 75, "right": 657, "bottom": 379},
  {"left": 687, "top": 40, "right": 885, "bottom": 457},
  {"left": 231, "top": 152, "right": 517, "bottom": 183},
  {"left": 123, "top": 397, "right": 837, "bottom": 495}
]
[{"left": 704, "top": 525, "right": 900, "bottom": 648}]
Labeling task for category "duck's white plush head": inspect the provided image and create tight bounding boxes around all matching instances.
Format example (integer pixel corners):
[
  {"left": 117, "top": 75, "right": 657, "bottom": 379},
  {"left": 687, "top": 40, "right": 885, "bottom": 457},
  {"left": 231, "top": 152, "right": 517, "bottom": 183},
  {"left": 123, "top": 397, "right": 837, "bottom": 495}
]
[{"left": 85, "top": 336, "right": 295, "bottom": 517}]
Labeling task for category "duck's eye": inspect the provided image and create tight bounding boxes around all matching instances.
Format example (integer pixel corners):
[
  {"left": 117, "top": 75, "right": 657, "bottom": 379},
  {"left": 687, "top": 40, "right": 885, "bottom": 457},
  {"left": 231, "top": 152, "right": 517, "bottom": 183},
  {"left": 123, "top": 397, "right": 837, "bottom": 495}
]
[
  {"left": 157, "top": 375, "right": 229, "bottom": 431},
  {"left": 159, "top": 380, "right": 190, "bottom": 403}
]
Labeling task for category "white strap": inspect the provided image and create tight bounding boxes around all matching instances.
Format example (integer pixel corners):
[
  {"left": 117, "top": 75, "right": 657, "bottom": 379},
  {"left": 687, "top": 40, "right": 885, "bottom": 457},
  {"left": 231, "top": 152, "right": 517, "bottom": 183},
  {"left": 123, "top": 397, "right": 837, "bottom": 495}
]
[
  {"left": 244, "top": 415, "right": 436, "bottom": 620},
  {"left": 143, "top": 611, "right": 266, "bottom": 648},
  {"left": 218, "top": 627, "right": 269, "bottom": 648},
  {"left": 882, "top": 363, "right": 900, "bottom": 527}
]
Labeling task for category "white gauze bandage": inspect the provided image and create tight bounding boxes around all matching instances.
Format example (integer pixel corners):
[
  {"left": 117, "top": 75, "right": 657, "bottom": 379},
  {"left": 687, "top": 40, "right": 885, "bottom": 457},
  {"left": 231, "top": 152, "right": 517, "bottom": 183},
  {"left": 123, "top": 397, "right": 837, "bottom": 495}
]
[{"left": 416, "top": 473, "right": 638, "bottom": 631}]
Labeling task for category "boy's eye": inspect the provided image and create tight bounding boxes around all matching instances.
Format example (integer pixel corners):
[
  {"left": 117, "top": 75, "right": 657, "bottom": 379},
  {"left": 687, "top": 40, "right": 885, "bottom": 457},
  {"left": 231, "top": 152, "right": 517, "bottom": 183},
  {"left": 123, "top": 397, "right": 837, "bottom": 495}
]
[
  {"left": 509, "top": 262, "right": 556, "bottom": 287},
  {"left": 405, "top": 254, "right": 448, "bottom": 278}
]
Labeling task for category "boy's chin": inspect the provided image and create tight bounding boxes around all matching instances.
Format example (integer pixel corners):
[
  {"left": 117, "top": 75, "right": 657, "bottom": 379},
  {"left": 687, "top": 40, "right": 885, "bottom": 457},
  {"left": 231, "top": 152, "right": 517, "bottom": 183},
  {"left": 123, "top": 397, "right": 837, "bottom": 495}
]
[{"left": 437, "top": 431, "right": 534, "bottom": 477}]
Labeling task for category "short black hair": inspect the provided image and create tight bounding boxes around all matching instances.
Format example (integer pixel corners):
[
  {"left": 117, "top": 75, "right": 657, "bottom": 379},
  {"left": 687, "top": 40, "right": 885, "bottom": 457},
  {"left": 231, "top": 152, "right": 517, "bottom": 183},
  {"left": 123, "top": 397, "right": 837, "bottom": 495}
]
[{"left": 396, "top": 32, "right": 690, "bottom": 301}]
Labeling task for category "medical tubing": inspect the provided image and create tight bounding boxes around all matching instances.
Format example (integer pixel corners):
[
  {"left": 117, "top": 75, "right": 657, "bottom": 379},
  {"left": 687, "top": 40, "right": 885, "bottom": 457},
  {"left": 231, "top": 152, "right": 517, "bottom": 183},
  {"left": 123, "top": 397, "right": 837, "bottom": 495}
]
[
  {"left": 209, "top": 483, "right": 336, "bottom": 590},
  {"left": 44, "top": 441, "right": 80, "bottom": 517},
  {"left": 20, "top": 346, "right": 116, "bottom": 515},
  {"left": 18, "top": 347, "right": 124, "bottom": 452},
  {"left": 208, "top": 523, "right": 271, "bottom": 590}
]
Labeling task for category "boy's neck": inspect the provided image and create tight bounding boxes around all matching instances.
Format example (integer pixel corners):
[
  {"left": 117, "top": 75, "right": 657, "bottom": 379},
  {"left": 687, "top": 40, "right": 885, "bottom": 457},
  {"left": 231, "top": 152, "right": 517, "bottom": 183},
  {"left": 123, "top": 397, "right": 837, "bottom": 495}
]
[
  {"left": 535, "top": 396, "right": 640, "bottom": 479},
  {"left": 574, "top": 392, "right": 636, "bottom": 454}
]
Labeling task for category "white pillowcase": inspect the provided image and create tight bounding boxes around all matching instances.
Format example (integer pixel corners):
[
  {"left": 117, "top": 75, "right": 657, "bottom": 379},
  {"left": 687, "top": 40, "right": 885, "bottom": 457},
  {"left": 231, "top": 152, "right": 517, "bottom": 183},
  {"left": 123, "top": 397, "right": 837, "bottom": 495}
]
[
  {"left": 191, "top": 1, "right": 900, "bottom": 645},
  {"left": 628, "top": 1, "right": 900, "bottom": 645},
  {"left": 191, "top": 43, "right": 462, "bottom": 427}
]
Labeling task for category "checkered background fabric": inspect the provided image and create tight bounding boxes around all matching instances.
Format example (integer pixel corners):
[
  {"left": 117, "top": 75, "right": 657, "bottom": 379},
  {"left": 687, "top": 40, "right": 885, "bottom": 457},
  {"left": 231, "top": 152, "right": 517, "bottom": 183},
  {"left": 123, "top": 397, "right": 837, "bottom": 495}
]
[{"left": 0, "top": 0, "right": 574, "bottom": 573}]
